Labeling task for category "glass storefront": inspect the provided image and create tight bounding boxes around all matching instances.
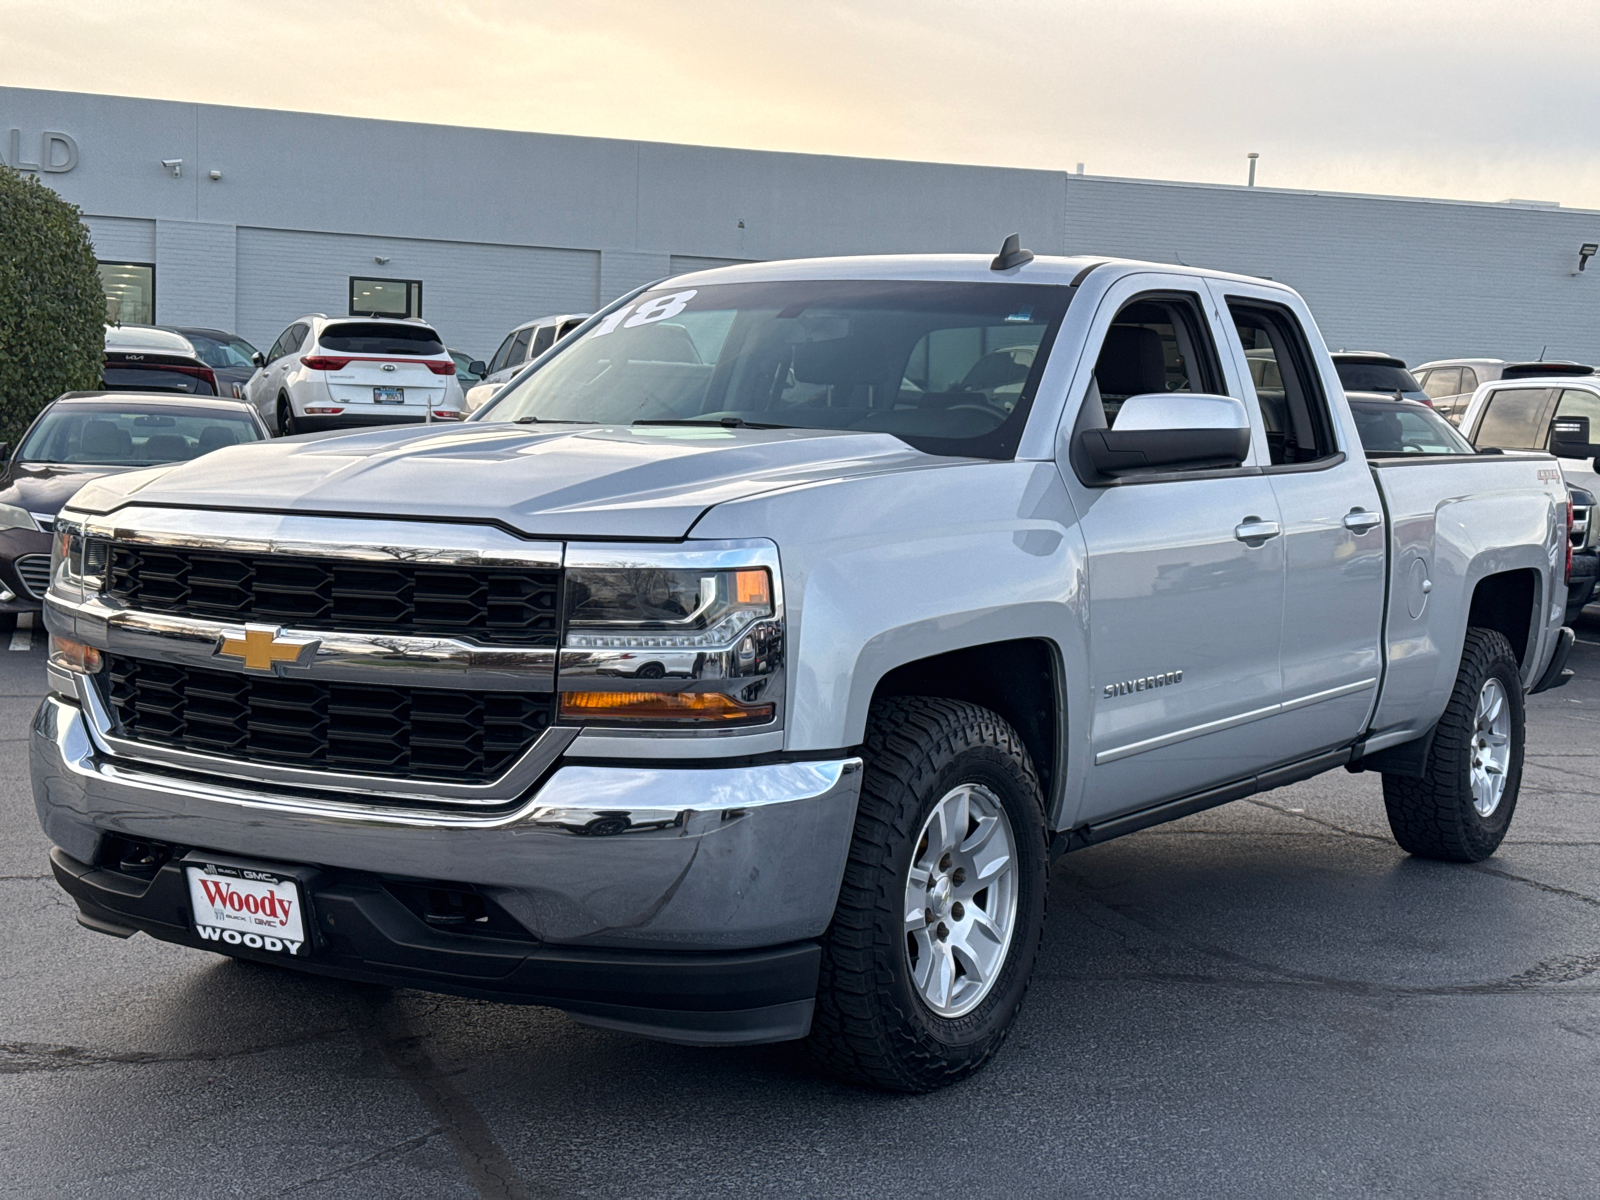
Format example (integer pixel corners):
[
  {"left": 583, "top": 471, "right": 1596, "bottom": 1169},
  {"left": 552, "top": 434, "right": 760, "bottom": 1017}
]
[
  {"left": 98, "top": 262, "right": 155, "bottom": 325},
  {"left": 349, "top": 277, "right": 423, "bottom": 318}
]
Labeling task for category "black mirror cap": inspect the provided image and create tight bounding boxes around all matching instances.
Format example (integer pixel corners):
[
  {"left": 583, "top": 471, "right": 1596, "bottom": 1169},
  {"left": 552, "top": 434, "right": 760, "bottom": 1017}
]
[
  {"left": 1551, "top": 414, "right": 1595, "bottom": 459},
  {"left": 1078, "top": 426, "right": 1250, "bottom": 478},
  {"left": 468, "top": 360, "right": 488, "bottom": 377},
  {"left": 251, "top": 351, "right": 266, "bottom": 367}
]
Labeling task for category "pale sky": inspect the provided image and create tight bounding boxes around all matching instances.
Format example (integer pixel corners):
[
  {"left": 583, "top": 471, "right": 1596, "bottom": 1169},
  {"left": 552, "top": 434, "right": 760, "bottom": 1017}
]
[{"left": 5, "top": 0, "right": 1600, "bottom": 208}]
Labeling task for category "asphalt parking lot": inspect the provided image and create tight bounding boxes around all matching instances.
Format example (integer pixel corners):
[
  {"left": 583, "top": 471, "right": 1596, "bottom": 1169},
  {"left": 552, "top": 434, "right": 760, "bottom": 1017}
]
[{"left": 2, "top": 623, "right": 1598, "bottom": 1199}]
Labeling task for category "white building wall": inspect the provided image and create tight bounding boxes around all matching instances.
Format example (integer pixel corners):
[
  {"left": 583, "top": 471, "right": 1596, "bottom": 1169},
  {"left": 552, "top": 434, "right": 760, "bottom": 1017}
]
[
  {"left": 154, "top": 220, "right": 236, "bottom": 330},
  {"left": 81, "top": 215, "right": 155, "bottom": 263},
  {"left": 235, "top": 229, "right": 599, "bottom": 358}
]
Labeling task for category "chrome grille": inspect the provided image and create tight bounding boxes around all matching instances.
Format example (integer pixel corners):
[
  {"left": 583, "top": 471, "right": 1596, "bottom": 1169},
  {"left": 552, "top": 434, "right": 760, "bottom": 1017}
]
[
  {"left": 16, "top": 555, "right": 52, "bottom": 600},
  {"left": 103, "top": 654, "right": 555, "bottom": 782},
  {"left": 106, "top": 544, "right": 561, "bottom": 646}
]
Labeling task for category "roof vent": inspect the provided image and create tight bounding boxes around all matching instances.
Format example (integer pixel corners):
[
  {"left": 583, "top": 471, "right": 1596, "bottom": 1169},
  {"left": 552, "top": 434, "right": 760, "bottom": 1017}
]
[{"left": 990, "top": 233, "right": 1034, "bottom": 271}]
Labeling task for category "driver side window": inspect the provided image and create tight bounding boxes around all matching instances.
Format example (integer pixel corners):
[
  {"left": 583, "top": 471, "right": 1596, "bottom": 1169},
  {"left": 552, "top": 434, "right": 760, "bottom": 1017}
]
[{"left": 1091, "top": 294, "right": 1221, "bottom": 425}]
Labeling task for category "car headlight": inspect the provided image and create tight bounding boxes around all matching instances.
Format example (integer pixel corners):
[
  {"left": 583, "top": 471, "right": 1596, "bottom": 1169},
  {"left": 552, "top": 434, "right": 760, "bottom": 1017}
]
[
  {"left": 558, "top": 553, "right": 784, "bottom": 729},
  {"left": 50, "top": 515, "right": 107, "bottom": 596},
  {"left": 0, "top": 504, "right": 39, "bottom": 533}
]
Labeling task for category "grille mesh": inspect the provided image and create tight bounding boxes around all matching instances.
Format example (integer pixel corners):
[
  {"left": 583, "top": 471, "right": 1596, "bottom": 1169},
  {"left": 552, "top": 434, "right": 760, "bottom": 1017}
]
[
  {"left": 106, "top": 544, "right": 560, "bottom": 645},
  {"left": 16, "top": 555, "right": 51, "bottom": 600},
  {"left": 104, "top": 655, "right": 554, "bottom": 782}
]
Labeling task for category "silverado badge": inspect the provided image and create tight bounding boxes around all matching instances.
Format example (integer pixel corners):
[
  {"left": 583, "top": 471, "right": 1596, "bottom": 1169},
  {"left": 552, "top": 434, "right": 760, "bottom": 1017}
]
[{"left": 215, "top": 626, "right": 321, "bottom": 674}]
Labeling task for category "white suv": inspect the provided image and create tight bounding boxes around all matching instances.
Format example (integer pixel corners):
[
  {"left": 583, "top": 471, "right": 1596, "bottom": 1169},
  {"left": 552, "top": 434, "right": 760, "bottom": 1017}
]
[
  {"left": 463, "top": 312, "right": 589, "bottom": 414},
  {"left": 245, "top": 316, "right": 464, "bottom": 435}
]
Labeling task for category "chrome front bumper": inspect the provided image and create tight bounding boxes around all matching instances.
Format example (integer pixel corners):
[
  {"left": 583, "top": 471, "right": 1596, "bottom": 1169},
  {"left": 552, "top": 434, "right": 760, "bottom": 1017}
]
[{"left": 32, "top": 694, "right": 862, "bottom": 951}]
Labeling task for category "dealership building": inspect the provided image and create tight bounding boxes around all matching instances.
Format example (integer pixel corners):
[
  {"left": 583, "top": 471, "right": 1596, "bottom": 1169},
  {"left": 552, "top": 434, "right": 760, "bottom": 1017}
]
[{"left": 4, "top": 84, "right": 1600, "bottom": 369}]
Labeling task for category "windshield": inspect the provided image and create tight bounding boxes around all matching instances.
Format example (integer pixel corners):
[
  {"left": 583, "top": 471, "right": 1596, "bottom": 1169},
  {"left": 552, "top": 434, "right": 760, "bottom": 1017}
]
[
  {"left": 19, "top": 408, "right": 263, "bottom": 466},
  {"left": 480, "top": 280, "right": 1073, "bottom": 458},
  {"left": 1350, "top": 400, "right": 1474, "bottom": 456},
  {"left": 184, "top": 333, "right": 258, "bottom": 369},
  {"left": 1336, "top": 362, "right": 1421, "bottom": 393}
]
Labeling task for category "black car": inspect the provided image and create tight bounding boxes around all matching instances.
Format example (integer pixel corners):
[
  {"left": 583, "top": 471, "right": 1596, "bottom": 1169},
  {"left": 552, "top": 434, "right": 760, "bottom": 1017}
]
[
  {"left": 103, "top": 325, "right": 220, "bottom": 396},
  {"left": 165, "top": 326, "right": 264, "bottom": 399},
  {"left": 0, "top": 393, "right": 269, "bottom": 616}
]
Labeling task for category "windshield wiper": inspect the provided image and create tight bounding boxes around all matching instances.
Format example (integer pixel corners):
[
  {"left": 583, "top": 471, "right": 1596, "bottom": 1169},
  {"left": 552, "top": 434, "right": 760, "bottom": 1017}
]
[
  {"left": 633, "top": 417, "right": 791, "bottom": 430},
  {"left": 513, "top": 416, "right": 599, "bottom": 425}
]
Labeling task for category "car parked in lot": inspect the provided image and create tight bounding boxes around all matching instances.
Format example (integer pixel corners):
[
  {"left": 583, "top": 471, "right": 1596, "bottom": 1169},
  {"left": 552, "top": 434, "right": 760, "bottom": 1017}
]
[
  {"left": 163, "top": 327, "right": 262, "bottom": 399},
  {"left": 0, "top": 393, "right": 266, "bottom": 617},
  {"left": 103, "top": 326, "right": 220, "bottom": 396},
  {"left": 1413, "top": 358, "right": 1594, "bottom": 425},
  {"left": 38, "top": 250, "right": 1573, "bottom": 1093},
  {"left": 463, "top": 312, "right": 589, "bottom": 413},
  {"left": 449, "top": 348, "right": 487, "bottom": 395},
  {"left": 243, "top": 316, "right": 464, "bottom": 435},
  {"left": 1330, "top": 352, "right": 1429, "bottom": 404}
]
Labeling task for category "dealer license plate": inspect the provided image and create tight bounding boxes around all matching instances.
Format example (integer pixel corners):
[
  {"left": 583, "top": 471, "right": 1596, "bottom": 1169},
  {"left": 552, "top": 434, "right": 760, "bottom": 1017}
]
[
  {"left": 186, "top": 861, "right": 309, "bottom": 957},
  {"left": 373, "top": 386, "right": 404, "bottom": 403}
]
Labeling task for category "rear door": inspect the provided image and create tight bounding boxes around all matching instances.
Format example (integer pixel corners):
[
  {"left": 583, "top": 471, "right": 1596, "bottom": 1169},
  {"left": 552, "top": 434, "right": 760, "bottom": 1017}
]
[
  {"left": 1062, "top": 273, "right": 1288, "bottom": 824},
  {"left": 315, "top": 321, "right": 448, "bottom": 418},
  {"left": 1212, "top": 282, "right": 1386, "bottom": 759}
]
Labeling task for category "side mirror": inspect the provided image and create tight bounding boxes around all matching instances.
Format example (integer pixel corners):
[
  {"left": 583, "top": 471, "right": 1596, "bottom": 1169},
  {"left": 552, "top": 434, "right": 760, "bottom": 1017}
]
[
  {"left": 252, "top": 351, "right": 266, "bottom": 368},
  {"left": 1551, "top": 414, "right": 1596, "bottom": 459},
  {"left": 1078, "top": 393, "right": 1252, "bottom": 477},
  {"left": 0, "top": 443, "right": 10, "bottom": 463},
  {"left": 468, "top": 360, "right": 487, "bottom": 377}
]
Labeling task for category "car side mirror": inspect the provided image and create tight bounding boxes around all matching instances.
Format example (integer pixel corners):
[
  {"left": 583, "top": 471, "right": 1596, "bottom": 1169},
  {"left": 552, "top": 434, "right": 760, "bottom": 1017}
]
[
  {"left": 0, "top": 443, "right": 10, "bottom": 463},
  {"left": 252, "top": 351, "right": 266, "bottom": 368},
  {"left": 468, "top": 360, "right": 487, "bottom": 377},
  {"left": 1551, "top": 414, "right": 1596, "bottom": 459},
  {"left": 1077, "top": 393, "right": 1252, "bottom": 477}
]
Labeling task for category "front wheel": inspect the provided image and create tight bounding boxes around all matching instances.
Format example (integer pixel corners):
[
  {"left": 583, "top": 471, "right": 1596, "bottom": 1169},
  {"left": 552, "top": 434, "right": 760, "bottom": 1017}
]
[
  {"left": 807, "top": 696, "right": 1047, "bottom": 1092},
  {"left": 1382, "top": 627, "right": 1524, "bottom": 862}
]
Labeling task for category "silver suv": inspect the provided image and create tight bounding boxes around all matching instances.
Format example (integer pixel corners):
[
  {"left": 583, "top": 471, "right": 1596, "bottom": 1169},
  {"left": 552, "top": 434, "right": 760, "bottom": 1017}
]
[
  {"left": 463, "top": 313, "right": 589, "bottom": 413},
  {"left": 1413, "top": 357, "right": 1595, "bottom": 425}
]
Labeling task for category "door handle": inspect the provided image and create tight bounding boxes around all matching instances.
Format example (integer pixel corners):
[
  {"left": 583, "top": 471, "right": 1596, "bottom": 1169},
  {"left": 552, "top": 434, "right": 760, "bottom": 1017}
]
[
  {"left": 1343, "top": 509, "right": 1383, "bottom": 533},
  {"left": 1234, "top": 518, "right": 1281, "bottom": 544}
]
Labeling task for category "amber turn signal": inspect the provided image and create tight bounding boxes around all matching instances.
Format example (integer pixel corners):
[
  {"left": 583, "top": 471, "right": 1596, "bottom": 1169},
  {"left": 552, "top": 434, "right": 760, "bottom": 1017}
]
[
  {"left": 735, "top": 569, "right": 770, "bottom": 606},
  {"left": 49, "top": 634, "right": 102, "bottom": 675},
  {"left": 559, "top": 690, "right": 773, "bottom": 725}
]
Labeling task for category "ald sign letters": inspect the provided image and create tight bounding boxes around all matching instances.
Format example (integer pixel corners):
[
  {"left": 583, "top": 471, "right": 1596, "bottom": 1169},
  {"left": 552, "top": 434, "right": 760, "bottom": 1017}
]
[{"left": 2, "top": 129, "right": 78, "bottom": 173}]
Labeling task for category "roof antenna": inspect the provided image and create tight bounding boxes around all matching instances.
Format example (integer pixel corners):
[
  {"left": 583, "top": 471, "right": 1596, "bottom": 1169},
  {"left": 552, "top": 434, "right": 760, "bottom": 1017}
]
[{"left": 990, "top": 233, "right": 1034, "bottom": 271}]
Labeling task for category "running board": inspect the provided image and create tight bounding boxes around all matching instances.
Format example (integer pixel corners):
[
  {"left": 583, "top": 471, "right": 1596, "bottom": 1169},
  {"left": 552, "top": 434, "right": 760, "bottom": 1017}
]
[{"left": 1050, "top": 745, "right": 1355, "bottom": 859}]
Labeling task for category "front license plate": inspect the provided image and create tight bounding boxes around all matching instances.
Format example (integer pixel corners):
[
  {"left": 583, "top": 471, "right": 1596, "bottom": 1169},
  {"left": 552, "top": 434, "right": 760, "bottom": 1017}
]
[
  {"left": 186, "top": 861, "right": 309, "bottom": 957},
  {"left": 373, "top": 386, "right": 404, "bottom": 403}
]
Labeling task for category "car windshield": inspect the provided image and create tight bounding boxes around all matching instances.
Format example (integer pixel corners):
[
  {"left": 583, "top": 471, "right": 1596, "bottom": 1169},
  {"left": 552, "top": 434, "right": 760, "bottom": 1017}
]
[
  {"left": 480, "top": 280, "right": 1073, "bottom": 458},
  {"left": 1350, "top": 400, "right": 1474, "bottom": 455},
  {"left": 18, "top": 408, "right": 263, "bottom": 466},
  {"left": 183, "top": 333, "right": 258, "bottom": 369},
  {"left": 1336, "top": 362, "right": 1421, "bottom": 393},
  {"left": 319, "top": 322, "right": 444, "bottom": 355}
]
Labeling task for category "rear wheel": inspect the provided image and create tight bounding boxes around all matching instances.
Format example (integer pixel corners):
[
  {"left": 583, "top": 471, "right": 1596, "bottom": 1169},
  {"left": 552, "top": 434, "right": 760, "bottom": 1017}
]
[
  {"left": 277, "top": 394, "right": 298, "bottom": 437},
  {"left": 807, "top": 696, "right": 1047, "bottom": 1092},
  {"left": 1382, "top": 627, "right": 1524, "bottom": 862}
]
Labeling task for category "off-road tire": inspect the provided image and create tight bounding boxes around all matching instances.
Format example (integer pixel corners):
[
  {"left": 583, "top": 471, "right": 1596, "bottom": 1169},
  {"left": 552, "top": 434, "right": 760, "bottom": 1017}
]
[
  {"left": 277, "top": 394, "right": 298, "bottom": 437},
  {"left": 1382, "top": 627, "right": 1524, "bottom": 862},
  {"left": 807, "top": 696, "right": 1047, "bottom": 1092}
]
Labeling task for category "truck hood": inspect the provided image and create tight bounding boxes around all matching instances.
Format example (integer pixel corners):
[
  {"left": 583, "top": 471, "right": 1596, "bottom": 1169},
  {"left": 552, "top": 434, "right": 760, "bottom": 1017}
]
[{"left": 65, "top": 421, "right": 942, "bottom": 539}]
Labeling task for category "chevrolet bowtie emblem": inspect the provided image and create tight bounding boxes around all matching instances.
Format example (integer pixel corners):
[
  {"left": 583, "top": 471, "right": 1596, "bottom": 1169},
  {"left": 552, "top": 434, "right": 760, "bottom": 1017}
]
[{"left": 216, "top": 626, "right": 320, "bottom": 673}]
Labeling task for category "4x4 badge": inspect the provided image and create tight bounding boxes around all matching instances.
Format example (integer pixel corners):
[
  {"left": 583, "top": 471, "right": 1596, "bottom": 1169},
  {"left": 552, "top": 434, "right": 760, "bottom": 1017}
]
[{"left": 215, "top": 625, "right": 321, "bottom": 673}]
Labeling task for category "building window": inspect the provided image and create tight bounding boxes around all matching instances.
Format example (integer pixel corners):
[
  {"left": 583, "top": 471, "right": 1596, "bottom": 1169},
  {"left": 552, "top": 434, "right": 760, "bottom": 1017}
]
[
  {"left": 349, "top": 277, "right": 422, "bottom": 318},
  {"left": 99, "top": 262, "right": 155, "bottom": 325}
]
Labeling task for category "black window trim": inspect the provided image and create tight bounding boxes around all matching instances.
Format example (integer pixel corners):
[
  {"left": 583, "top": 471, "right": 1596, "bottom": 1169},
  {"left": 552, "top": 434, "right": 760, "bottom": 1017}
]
[
  {"left": 348, "top": 276, "right": 424, "bottom": 319},
  {"left": 1226, "top": 295, "right": 1341, "bottom": 468}
]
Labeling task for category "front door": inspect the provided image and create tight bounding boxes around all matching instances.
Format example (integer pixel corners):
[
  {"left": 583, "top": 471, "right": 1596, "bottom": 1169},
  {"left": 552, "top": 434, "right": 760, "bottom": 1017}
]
[{"left": 1063, "top": 278, "right": 1288, "bottom": 825}]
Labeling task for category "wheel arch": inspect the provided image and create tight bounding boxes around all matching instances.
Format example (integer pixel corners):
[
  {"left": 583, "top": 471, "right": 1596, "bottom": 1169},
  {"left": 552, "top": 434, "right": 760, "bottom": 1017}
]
[
  {"left": 867, "top": 638, "right": 1066, "bottom": 829},
  {"left": 1467, "top": 567, "right": 1542, "bottom": 671}
]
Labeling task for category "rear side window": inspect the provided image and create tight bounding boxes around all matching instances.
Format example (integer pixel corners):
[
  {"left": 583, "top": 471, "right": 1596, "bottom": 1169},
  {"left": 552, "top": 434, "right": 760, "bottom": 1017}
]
[
  {"left": 317, "top": 322, "right": 443, "bottom": 355},
  {"left": 1228, "top": 300, "right": 1338, "bottom": 465},
  {"left": 530, "top": 325, "right": 556, "bottom": 358},
  {"left": 1421, "top": 367, "right": 1462, "bottom": 399},
  {"left": 1472, "top": 387, "right": 1556, "bottom": 449}
]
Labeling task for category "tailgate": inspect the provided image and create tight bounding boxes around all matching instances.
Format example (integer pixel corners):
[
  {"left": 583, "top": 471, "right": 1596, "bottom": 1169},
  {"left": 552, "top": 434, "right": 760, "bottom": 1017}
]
[
  {"left": 325, "top": 359, "right": 446, "bottom": 410},
  {"left": 1367, "top": 453, "right": 1566, "bottom": 742}
]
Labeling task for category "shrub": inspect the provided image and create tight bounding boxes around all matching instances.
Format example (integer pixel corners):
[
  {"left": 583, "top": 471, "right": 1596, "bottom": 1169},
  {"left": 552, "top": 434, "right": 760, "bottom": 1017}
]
[{"left": 0, "top": 168, "right": 104, "bottom": 449}]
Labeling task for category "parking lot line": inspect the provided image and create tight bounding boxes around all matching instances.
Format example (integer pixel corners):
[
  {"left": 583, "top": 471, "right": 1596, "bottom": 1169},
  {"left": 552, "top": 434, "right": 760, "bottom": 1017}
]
[{"left": 10, "top": 612, "right": 33, "bottom": 652}]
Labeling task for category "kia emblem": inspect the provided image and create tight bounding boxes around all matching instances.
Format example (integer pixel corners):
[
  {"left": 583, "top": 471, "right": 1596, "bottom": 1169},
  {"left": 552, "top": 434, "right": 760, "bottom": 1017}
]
[{"left": 381, "top": 363, "right": 396, "bottom": 372}]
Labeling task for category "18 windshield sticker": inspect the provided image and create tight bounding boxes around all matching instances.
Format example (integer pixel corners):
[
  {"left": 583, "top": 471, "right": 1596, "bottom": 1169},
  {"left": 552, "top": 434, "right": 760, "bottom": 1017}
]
[{"left": 591, "top": 289, "right": 698, "bottom": 337}]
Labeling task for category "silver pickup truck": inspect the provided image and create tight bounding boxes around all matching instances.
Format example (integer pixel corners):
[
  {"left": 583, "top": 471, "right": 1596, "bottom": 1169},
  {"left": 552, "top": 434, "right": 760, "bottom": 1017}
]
[{"left": 33, "top": 244, "right": 1575, "bottom": 1092}]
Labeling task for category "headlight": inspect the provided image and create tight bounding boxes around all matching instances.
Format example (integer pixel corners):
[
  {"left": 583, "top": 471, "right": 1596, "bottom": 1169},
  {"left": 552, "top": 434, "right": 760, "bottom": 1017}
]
[
  {"left": 50, "top": 516, "right": 107, "bottom": 596},
  {"left": 0, "top": 504, "right": 39, "bottom": 533},
  {"left": 558, "top": 554, "right": 784, "bottom": 730}
]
